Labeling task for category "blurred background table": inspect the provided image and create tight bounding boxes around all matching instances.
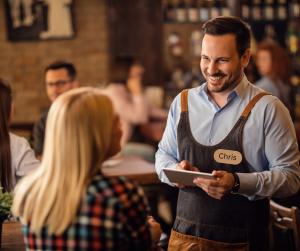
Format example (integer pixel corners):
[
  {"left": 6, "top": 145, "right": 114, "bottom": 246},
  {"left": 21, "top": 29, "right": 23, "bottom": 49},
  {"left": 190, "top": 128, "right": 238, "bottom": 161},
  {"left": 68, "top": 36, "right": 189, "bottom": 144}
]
[
  {"left": 102, "top": 155, "right": 162, "bottom": 185},
  {"left": 1, "top": 221, "right": 25, "bottom": 251}
]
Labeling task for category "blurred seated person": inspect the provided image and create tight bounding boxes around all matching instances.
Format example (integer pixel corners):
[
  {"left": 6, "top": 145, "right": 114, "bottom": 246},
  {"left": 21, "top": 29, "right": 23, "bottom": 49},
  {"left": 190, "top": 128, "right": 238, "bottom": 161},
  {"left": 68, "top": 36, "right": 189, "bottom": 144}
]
[
  {"left": 33, "top": 61, "right": 79, "bottom": 158},
  {"left": 0, "top": 78, "right": 39, "bottom": 193},
  {"left": 254, "top": 41, "right": 292, "bottom": 110},
  {"left": 104, "top": 57, "right": 168, "bottom": 162},
  {"left": 13, "top": 88, "right": 162, "bottom": 250}
]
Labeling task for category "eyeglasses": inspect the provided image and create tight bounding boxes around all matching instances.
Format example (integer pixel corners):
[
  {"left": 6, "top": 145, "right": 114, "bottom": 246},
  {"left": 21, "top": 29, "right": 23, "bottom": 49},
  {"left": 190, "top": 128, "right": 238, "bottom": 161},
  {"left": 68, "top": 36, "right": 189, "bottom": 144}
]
[{"left": 45, "top": 79, "right": 74, "bottom": 88}]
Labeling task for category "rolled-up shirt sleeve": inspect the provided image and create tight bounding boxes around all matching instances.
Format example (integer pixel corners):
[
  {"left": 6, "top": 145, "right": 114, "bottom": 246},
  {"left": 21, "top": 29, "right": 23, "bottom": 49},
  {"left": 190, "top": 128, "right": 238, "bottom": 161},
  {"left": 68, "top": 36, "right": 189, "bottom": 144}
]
[
  {"left": 237, "top": 99, "right": 300, "bottom": 200},
  {"left": 155, "top": 95, "right": 181, "bottom": 186}
]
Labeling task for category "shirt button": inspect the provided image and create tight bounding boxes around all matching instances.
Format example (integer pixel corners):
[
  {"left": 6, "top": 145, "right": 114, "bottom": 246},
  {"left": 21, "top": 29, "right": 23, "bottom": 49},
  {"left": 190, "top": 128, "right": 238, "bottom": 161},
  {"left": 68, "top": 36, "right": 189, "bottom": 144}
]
[
  {"left": 210, "top": 139, "right": 214, "bottom": 143},
  {"left": 217, "top": 112, "right": 220, "bottom": 116}
]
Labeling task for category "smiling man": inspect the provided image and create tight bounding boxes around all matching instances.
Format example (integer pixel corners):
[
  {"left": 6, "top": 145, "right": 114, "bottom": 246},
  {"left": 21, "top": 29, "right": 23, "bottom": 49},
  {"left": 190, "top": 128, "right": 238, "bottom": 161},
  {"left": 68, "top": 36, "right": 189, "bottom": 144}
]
[
  {"left": 33, "top": 61, "right": 79, "bottom": 157},
  {"left": 155, "top": 17, "right": 300, "bottom": 251}
]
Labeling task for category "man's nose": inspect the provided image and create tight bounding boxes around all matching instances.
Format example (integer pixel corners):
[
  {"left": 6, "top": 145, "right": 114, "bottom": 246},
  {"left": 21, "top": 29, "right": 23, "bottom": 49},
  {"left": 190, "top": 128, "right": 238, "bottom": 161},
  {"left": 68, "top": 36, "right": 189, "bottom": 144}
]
[
  {"left": 49, "top": 84, "right": 60, "bottom": 93},
  {"left": 207, "top": 62, "right": 219, "bottom": 76}
]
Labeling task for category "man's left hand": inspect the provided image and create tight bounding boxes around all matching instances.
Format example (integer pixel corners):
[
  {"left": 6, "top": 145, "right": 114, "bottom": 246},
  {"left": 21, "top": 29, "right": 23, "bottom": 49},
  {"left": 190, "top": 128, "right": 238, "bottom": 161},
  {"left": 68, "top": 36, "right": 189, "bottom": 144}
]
[{"left": 193, "top": 170, "right": 235, "bottom": 200}]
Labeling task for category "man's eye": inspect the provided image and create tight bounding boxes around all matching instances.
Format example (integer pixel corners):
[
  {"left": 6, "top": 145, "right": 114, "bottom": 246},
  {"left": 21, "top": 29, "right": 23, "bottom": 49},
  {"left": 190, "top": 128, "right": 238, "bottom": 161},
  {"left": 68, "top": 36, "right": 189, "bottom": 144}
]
[
  {"left": 56, "top": 81, "right": 66, "bottom": 86},
  {"left": 220, "top": 59, "right": 229, "bottom": 62}
]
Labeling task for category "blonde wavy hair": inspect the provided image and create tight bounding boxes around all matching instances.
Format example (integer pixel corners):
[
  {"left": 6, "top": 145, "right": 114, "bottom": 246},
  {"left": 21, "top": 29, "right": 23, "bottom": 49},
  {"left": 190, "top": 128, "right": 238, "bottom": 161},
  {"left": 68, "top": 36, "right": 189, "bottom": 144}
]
[{"left": 12, "top": 88, "right": 114, "bottom": 235}]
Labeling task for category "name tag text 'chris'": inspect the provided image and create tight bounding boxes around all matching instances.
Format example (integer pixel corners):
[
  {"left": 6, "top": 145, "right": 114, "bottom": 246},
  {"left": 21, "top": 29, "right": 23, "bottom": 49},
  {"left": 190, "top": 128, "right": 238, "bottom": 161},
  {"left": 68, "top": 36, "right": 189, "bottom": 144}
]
[{"left": 214, "top": 149, "right": 242, "bottom": 165}]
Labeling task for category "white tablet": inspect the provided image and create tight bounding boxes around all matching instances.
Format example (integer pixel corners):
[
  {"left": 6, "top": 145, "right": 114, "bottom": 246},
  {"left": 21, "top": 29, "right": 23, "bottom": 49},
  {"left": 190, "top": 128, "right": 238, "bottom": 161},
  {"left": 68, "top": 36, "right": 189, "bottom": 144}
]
[{"left": 162, "top": 168, "right": 216, "bottom": 186}]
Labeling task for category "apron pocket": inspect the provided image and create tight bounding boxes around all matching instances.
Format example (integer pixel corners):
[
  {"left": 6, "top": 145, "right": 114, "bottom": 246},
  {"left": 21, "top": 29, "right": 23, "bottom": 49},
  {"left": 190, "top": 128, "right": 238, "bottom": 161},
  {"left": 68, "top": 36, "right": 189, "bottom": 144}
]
[
  {"left": 168, "top": 229, "right": 249, "bottom": 251},
  {"left": 200, "top": 237, "right": 249, "bottom": 251}
]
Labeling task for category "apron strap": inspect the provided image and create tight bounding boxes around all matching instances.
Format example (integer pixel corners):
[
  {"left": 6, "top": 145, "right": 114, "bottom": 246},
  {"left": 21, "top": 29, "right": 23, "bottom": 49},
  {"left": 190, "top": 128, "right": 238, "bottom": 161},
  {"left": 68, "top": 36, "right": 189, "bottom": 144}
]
[
  {"left": 241, "top": 92, "right": 273, "bottom": 118},
  {"left": 181, "top": 89, "right": 272, "bottom": 116},
  {"left": 181, "top": 89, "right": 189, "bottom": 112}
]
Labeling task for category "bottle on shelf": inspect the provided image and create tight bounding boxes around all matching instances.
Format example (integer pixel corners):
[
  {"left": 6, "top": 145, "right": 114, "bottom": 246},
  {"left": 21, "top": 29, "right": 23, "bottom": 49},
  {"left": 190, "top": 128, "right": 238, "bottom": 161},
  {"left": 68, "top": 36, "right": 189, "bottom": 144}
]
[
  {"left": 290, "top": 0, "right": 300, "bottom": 19},
  {"left": 211, "top": 0, "right": 221, "bottom": 19},
  {"left": 252, "top": 0, "right": 262, "bottom": 21},
  {"left": 220, "top": 0, "right": 231, "bottom": 16},
  {"left": 188, "top": 0, "right": 199, "bottom": 22},
  {"left": 276, "top": 0, "right": 287, "bottom": 21},
  {"left": 264, "top": 0, "right": 275, "bottom": 21},
  {"left": 241, "top": 0, "right": 251, "bottom": 21},
  {"left": 176, "top": 0, "right": 187, "bottom": 23},
  {"left": 287, "top": 21, "right": 299, "bottom": 55},
  {"left": 199, "top": 0, "right": 210, "bottom": 22},
  {"left": 164, "top": 0, "right": 176, "bottom": 22}
]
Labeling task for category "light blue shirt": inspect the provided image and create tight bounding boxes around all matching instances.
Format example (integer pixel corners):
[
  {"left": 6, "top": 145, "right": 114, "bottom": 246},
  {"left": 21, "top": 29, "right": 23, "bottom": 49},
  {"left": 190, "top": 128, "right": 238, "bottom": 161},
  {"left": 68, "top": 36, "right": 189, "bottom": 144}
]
[{"left": 155, "top": 75, "right": 300, "bottom": 201}]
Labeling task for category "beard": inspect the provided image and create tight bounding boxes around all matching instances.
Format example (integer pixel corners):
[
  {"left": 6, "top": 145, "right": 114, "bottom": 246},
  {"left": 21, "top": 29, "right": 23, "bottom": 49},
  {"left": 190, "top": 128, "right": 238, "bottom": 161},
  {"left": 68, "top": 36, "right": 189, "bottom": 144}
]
[{"left": 203, "top": 61, "right": 242, "bottom": 93}]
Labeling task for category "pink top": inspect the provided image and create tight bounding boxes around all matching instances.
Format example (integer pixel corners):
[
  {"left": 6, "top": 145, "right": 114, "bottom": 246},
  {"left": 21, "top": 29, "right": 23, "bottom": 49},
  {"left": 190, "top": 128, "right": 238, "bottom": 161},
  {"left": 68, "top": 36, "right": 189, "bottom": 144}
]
[{"left": 103, "top": 83, "right": 168, "bottom": 148}]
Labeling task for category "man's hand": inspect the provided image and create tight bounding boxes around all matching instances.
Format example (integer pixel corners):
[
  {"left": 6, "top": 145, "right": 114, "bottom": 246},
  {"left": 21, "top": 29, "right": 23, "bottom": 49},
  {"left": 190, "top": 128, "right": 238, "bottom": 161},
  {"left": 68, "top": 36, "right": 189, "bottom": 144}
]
[
  {"left": 193, "top": 170, "right": 235, "bottom": 200},
  {"left": 174, "top": 160, "right": 199, "bottom": 188}
]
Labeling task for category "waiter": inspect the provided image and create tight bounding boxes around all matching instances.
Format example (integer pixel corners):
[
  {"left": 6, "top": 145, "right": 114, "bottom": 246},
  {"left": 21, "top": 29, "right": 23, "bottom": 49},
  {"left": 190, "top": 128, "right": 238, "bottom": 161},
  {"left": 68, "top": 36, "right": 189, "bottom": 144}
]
[{"left": 155, "top": 16, "right": 300, "bottom": 251}]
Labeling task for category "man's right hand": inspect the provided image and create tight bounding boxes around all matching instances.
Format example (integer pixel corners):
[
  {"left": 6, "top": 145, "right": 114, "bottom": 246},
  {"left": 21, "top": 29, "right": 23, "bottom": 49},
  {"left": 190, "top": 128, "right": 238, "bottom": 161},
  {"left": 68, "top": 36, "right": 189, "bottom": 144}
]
[{"left": 174, "top": 160, "right": 199, "bottom": 188}]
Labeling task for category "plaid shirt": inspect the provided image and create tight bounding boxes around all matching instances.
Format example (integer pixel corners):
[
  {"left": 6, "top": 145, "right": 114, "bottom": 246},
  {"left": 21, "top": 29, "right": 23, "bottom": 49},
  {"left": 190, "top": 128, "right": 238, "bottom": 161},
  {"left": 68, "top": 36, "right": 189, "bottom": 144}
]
[{"left": 21, "top": 174, "right": 155, "bottom": 250}]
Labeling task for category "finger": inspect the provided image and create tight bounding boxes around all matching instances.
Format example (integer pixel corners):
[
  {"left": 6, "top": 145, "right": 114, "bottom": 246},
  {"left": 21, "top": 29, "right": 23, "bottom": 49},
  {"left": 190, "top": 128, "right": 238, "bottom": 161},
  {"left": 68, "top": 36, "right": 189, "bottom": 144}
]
[
  {"left": 214, "top": 170, "right": 227, "bottom": 178},
  {"left": 194, "top": 178, "right": 223, "bottom": 187},
  {"left": 194, "top": 179, "right": 229, "bottom": 195},
  {"left": 180, "top": 160, "right": 194, "bottom": 171},
  {"left": 174, "top": 183, "right": 186, "bottom": 188},
  {"left": 148, "top": 218, "right": 156, "bottom": 223},
  {"left": 180, "top": 161, "right": 189, "bottom": 170}
]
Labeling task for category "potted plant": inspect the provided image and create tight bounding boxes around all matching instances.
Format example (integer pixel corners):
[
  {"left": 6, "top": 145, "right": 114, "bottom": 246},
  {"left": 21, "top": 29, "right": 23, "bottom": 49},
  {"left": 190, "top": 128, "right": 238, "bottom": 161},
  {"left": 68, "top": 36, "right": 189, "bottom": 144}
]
[{"left": 0, "top": 188, "right": 13, "bottom": 248}]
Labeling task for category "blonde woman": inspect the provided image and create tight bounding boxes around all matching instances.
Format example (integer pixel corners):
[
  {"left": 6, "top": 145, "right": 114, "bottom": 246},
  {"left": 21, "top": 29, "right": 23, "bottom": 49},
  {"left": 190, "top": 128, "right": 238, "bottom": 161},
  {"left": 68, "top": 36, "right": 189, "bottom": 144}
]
[{"left": 13, "top": 88, "right": 162, "bottom": 250}]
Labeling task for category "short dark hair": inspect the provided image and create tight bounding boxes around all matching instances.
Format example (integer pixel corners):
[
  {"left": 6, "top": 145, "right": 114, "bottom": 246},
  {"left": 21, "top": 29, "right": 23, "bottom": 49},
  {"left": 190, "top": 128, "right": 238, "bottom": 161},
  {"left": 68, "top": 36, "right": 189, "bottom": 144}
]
[
  {"left": 45, "top": 61, "right": 77, "bottom": 80},
  {"left": 202, "top": 16, "right": 251, "bottom": 58}
]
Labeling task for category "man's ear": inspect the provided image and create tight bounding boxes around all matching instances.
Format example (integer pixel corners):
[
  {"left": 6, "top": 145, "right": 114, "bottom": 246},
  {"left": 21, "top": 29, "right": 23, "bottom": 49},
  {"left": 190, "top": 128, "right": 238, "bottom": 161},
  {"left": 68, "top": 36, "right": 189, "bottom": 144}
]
[
  {"left": 72, "top": 80, "right": 79, "bottom": 89},
  {"left": 241, "top": 49, "right": 251, "bottom": 68}
]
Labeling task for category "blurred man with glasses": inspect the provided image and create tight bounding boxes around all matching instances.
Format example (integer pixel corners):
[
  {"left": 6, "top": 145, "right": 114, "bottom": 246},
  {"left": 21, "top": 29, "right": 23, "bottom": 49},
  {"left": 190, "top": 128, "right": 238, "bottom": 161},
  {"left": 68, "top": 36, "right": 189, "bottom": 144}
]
[{"left": 33, "top": 61, "right": 79, "bottom": 158}]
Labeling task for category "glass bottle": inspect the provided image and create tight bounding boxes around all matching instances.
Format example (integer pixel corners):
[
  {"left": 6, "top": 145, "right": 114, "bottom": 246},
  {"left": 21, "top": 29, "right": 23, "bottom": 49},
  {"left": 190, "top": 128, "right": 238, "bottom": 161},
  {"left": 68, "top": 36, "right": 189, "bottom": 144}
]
[
  {"left": 176, "top": 0, "right": 187, "bottom": 23},
  {"left": 264, "top": 0, "right": 275, "bottom": 21},
  {"left": 188, "top": 0, "right": 199, "bottom": 22},
  {"left": 241, "top": 0, "right": 251, "bottom": 21},
  {"left": 252, "top": 0, "right": 262, "bottom": 21},
  {"left": 276, "top": 0, "right": 287, "bottom": 20},
  {"left": 221, "top": 0, "right": 231, "bottom": 16},
  {"left": 199, "top": 0, "right": 210, "bottom": 22},
  {"left": 211, "top": 0, "right": 221, "bottom": 18}
]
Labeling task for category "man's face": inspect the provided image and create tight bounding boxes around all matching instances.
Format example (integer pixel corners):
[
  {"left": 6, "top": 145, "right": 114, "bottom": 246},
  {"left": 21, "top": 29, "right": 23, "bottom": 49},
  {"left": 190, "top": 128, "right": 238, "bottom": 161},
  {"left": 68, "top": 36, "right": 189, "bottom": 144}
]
[
  {"left": 45, "top": 68, "right": 78, "bottom": 102},
  {"left": 200, "top": 34, "right": 249, "bottom": 94}
]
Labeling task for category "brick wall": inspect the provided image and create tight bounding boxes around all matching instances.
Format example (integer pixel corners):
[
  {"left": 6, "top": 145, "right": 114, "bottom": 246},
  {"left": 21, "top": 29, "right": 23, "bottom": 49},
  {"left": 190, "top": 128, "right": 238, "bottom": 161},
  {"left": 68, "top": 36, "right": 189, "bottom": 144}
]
[{"left": 0, "top": 0, "right": 109, "bottom": 124}]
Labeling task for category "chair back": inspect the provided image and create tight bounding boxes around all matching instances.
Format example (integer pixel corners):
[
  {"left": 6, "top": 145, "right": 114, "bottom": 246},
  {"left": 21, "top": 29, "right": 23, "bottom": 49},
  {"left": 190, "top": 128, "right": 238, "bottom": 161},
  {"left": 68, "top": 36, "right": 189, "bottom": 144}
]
[{"left": 269, "top": 199, "right": 300, "bottom": 251}]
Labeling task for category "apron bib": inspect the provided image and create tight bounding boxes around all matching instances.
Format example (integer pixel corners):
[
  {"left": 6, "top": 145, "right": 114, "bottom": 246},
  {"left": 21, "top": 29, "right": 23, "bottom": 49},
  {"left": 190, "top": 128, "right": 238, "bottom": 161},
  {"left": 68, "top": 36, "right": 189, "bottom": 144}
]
[{"left": 168, "top": 90, "right": 271, "bottom": 251}]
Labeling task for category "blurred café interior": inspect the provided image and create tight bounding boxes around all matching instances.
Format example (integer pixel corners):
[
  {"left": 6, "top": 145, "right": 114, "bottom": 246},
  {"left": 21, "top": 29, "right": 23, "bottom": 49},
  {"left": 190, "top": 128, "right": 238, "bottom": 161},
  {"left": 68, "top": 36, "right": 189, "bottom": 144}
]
[{"left": 2, "top": 0, "right": 300, "bottom": 250}]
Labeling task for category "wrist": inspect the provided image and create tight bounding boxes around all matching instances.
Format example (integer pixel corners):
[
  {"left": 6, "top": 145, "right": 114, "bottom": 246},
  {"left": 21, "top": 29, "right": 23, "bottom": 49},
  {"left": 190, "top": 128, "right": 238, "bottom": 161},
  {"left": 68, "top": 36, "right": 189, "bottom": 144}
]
[{"left": 231, "top": 173, "right": 240, "bottom": 193}]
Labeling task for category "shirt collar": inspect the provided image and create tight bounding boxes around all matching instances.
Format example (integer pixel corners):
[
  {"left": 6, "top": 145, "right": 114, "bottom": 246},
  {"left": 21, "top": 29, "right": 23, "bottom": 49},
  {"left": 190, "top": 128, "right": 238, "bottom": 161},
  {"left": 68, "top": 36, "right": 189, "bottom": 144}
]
[{"left": 199, "top": 74, "right": 249, "bottom": 101}]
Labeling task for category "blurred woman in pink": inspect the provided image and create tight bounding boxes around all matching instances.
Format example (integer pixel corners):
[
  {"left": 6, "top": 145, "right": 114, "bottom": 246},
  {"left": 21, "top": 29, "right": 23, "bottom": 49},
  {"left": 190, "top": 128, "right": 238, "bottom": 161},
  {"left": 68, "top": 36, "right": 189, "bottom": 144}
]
[{"left": 104, "top": 57, "right": 168, "bottom": 162}]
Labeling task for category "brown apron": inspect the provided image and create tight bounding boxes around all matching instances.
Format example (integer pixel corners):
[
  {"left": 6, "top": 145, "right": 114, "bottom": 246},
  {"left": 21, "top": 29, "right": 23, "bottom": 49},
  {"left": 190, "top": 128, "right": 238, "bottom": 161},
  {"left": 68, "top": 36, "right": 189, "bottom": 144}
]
[{"left": 168, "top": 90, "right": 272, "bottom": 251}]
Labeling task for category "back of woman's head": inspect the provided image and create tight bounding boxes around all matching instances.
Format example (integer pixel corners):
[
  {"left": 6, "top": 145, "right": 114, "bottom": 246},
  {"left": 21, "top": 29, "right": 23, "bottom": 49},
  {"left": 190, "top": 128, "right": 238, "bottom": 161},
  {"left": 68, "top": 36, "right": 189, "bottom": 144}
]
[
  {"left": 255, "top": 41, "right": 291, "bottom": 83},
  {"left": 13, "top": 88, "right": 116, "bottom": 235},
  {"left": 44, "top": 87, "right": 114, "bottom": 174},
  {"left": 0, "top": 78, "right": 12, "bottom": 193}
]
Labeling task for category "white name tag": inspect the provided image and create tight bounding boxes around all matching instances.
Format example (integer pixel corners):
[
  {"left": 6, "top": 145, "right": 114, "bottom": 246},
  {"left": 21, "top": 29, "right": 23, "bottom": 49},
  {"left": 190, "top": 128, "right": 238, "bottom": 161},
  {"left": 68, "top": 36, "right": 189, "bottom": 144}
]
[{"left": 214, "top": 149, "right": 242, "bottom": 165}]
